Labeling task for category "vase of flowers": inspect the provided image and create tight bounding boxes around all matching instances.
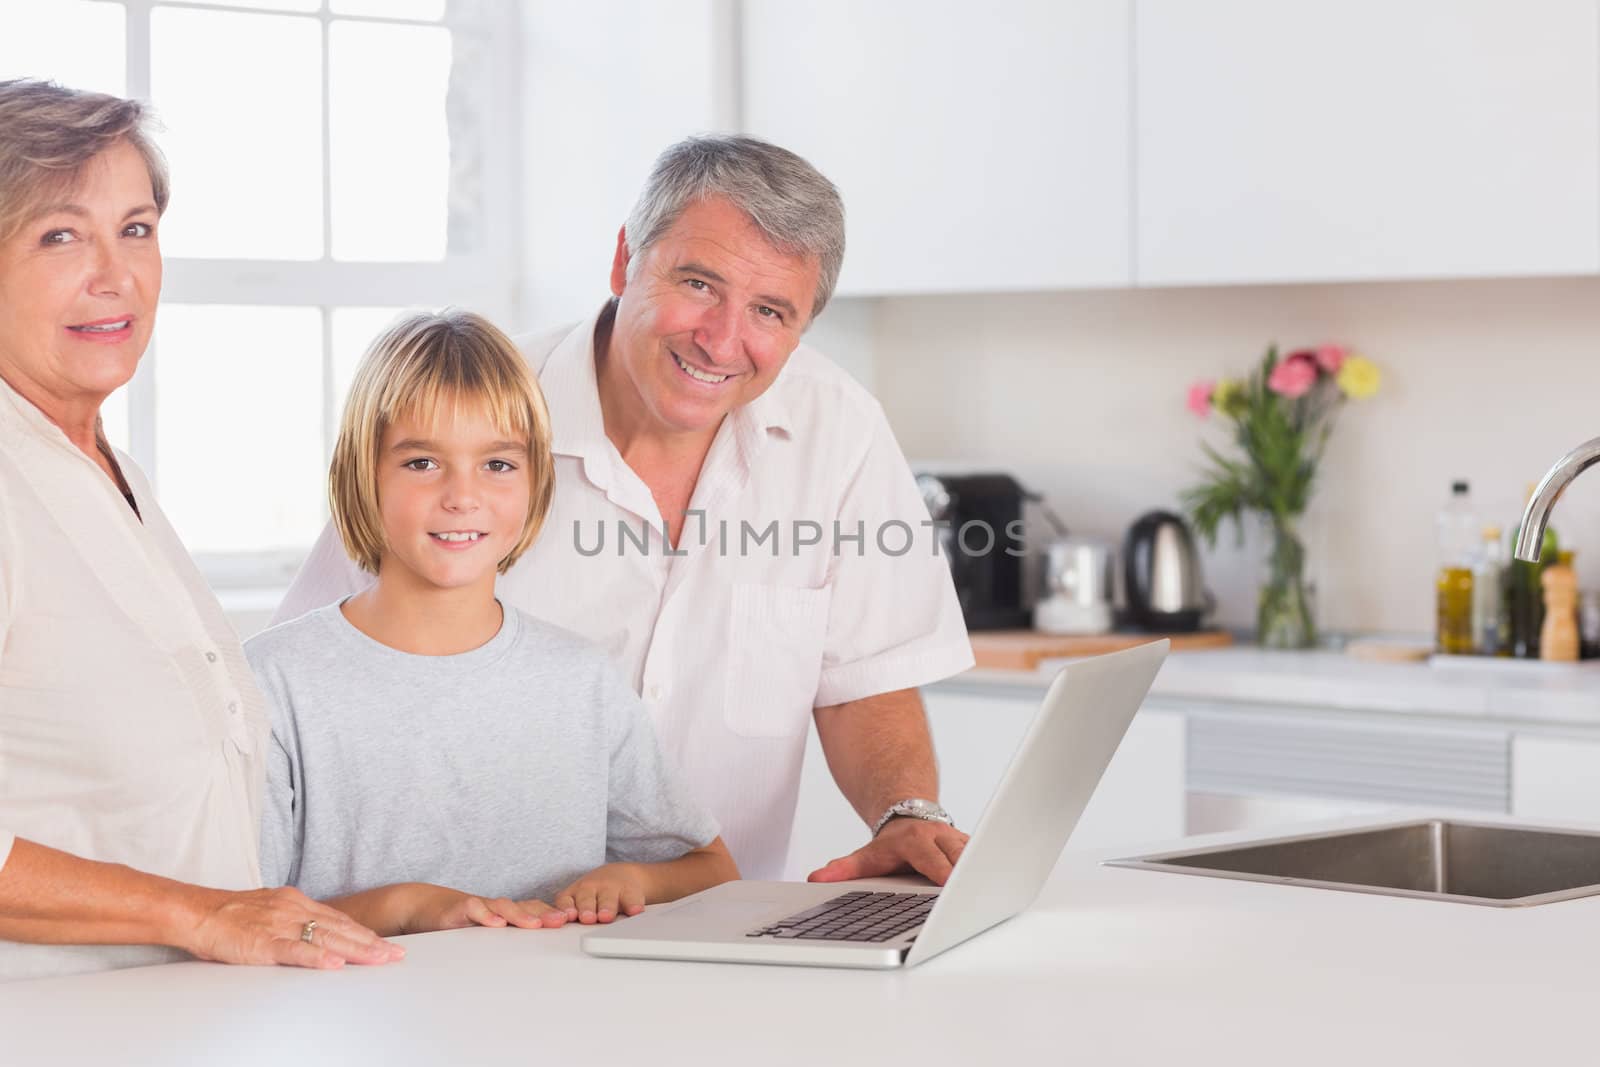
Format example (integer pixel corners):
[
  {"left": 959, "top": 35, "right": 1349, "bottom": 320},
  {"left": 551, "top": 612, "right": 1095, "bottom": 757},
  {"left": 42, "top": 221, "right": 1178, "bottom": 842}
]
[{"left": 1182, "top": 345, "right": 1382, "bottom": 649}]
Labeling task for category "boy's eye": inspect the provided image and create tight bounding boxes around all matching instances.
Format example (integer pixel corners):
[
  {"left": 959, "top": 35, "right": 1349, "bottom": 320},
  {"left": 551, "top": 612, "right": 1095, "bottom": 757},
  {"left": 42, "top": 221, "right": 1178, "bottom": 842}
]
[
  {"left": 485, "top": 459, "right": 517, "bottom": 473},
  {"left": 403, "top": 458, "right": 438, "bottom": 471}
]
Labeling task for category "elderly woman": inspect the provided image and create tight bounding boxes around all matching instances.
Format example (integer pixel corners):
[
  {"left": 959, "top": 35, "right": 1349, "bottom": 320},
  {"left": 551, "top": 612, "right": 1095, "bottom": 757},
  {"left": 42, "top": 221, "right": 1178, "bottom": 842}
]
[{"left": 0, "top": 80, "right": 402, "bottom": 981}]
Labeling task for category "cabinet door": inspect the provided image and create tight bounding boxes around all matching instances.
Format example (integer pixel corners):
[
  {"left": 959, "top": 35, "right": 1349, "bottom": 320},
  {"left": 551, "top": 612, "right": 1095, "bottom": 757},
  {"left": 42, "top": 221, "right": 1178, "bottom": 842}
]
[
  {"left": 742, "top": 0, "right": 1132, "bottom": 296},
  {"left": 1512, "top": 734, "right": 1600, "bottom": 825},
  {"left": 1136, "top": 0, "right": 1600, "bottom": 285}
]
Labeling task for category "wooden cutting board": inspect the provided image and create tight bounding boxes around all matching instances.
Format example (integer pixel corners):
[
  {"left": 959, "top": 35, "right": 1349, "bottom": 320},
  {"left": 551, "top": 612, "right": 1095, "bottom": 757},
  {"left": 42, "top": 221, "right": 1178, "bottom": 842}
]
[{"left": 969, "top": 629, "right": 1233, "bottom": 670}]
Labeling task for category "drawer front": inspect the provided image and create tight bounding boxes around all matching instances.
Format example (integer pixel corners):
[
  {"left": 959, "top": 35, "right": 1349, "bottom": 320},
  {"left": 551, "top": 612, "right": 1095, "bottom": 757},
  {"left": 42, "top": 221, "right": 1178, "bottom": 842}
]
[{"left": 1188, "top": 710, "right": 1509, "bottom": 812}]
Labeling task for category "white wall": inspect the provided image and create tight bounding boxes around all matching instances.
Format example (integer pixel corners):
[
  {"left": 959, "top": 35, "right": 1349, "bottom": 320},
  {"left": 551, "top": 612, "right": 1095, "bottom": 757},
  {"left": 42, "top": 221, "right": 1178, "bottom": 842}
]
[
  {"left": 516, "top": 1, "right": 739, "bottom": 331},
  {"left": 847, "top": 277, "right": 1600, "bottom": 636}
]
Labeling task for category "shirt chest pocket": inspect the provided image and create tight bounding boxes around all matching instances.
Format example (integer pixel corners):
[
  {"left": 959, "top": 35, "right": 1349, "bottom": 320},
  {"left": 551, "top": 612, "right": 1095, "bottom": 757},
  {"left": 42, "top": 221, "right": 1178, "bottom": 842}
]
[{"left": 723, "top": 583, "right": 832, "bottom": 738}]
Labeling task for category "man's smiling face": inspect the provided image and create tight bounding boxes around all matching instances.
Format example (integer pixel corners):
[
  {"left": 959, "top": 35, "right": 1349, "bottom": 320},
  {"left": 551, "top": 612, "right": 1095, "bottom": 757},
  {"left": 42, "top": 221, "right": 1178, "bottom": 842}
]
[{"left": 602, "top": 196, "right": 820, "bottom": 437}]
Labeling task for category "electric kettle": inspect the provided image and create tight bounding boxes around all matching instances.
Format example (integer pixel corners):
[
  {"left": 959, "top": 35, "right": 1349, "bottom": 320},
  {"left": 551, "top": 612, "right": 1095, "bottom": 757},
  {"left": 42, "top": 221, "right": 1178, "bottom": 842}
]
[{"left": 1122, "top": 510, "right": 1210, "bottom": 632}]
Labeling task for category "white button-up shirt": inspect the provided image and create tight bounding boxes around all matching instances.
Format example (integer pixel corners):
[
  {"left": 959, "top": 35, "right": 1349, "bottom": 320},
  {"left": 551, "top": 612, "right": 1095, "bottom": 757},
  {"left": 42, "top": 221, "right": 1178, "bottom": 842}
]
[
  {"left": 275, "top": 303, "right": 973, "bottom": 877},
  {"left": 0, "top": 376, "right": 267, "bottom": 982}
]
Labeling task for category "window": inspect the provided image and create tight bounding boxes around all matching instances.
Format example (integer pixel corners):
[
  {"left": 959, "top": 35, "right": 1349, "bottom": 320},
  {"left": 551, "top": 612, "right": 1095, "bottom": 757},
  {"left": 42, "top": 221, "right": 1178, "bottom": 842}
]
[{"left": 1, "top": 0, "right": 520, "bottom": 587}]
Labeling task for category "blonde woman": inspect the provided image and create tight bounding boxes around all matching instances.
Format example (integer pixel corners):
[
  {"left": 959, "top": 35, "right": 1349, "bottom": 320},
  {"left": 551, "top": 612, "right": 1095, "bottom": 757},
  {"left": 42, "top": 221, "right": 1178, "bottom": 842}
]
[
  {"left": 247, "top": 311, "right": 736, "bottom": 935},
  {"left": 0, "top": 79, "right": 402, "bottom": 980}
]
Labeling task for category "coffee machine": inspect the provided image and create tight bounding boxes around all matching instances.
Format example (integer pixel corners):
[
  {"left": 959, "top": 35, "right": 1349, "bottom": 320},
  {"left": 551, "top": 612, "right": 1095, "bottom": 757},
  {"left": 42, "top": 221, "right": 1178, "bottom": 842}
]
[{"left": 916, "top": 472, "right": 1034, "bottom": 631}]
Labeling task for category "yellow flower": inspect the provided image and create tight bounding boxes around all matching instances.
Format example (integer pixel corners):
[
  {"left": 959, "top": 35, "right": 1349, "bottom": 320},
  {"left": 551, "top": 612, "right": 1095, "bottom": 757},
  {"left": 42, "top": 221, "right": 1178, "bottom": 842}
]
[
  {"left": 1336, "top": 355, "right": 1381, "bottom": 399},
  {"left": 1213, "top": 379, "right": 1248, "bottom": 417}
]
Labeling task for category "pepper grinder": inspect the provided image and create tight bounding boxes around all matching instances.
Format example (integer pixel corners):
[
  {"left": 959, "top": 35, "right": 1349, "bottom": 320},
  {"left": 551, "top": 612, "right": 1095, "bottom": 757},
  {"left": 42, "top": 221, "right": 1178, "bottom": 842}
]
[{"left": 1541, "top": 553, "right": 1580, "bottom": 662}]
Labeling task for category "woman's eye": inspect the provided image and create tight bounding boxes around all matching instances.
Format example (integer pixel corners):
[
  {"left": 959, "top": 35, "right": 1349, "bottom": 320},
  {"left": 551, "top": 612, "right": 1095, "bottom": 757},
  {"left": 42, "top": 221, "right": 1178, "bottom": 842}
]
[
  {"left": 485, "top": 459, "right": 517, "bottom": 473},
  {"left": 41, "top": 229, "right": 74, "bottom": 246},
  {"left": 403, "top": 458, "right": 437, "bottom": 472}
]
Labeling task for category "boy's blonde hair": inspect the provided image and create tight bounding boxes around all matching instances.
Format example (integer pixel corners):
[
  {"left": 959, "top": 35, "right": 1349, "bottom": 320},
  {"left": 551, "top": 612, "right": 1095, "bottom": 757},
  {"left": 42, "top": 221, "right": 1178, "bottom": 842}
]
[{"left": 330, "top": 309, "right": 555, "bottom": 575}]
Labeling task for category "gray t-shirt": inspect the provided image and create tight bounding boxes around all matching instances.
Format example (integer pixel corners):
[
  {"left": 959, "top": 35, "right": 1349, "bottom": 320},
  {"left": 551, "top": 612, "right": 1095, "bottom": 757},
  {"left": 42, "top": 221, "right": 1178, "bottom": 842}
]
[{"left": 244, "top": 603, "right": 719, "bottom": 903}]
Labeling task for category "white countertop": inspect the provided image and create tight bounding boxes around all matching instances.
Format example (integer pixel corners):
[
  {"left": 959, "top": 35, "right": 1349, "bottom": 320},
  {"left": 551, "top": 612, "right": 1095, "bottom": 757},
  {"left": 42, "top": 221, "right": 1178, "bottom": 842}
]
[
  {"left": 6, "top": 819, "right": 1597, "bottom": 1066},
  {"left": 936, "top": 647, "right": 1600, "bottom": 727}
]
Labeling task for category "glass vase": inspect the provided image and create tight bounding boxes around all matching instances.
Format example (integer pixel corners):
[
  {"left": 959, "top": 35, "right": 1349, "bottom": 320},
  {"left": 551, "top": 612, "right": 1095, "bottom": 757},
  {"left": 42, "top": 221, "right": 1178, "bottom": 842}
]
[{"left": 1258, "top": 516, "right": 1316, "bottom": 649}]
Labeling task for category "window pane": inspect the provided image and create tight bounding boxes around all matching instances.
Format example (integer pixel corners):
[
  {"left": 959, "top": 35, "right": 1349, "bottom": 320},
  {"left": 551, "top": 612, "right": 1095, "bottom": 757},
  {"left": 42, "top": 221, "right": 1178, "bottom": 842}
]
[
  {"left": 151, "top": 8, "right": 322, "bottom": 259},
  {"left": 155, "top": 305, "right": 324, "bottom": 553},
  {"left": 330, "top": 0, "right": 445, "bottom": 19},
  {"left": 329, "top": 20, "right": 451, "bottom": 261},
  {"left": 100, "top": 385, "right": 130, "bottom": 454},
  {"left": 331, "top": 306, "right": 408, "bottom": 416},
  {"left": 162, "top": 0, "right": 318, "bottom": 10},
  {"left": 0, "top": 1, "right": 124, "bottom": 95}
]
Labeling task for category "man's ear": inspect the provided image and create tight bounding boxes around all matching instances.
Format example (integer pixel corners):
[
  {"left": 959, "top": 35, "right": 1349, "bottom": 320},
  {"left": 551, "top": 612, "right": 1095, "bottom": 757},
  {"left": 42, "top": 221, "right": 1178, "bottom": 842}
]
[{"left": 609, "top": 225, "right": 631, "bottom": 297}]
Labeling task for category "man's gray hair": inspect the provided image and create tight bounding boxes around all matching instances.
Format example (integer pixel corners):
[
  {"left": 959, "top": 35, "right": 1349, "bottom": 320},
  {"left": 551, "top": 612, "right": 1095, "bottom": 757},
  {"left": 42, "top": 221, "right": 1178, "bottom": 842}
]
[{"left": 623, "top": 135, "right": 846, "bottom": 323}]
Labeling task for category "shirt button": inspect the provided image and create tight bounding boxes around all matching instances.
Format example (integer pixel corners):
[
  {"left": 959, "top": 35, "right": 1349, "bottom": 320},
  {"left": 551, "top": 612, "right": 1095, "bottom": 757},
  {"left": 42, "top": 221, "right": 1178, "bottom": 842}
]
[
  {"left": 227, "top": 701, "right": 239, "bottom": 715},
  {"left": 205, "top": 651, "right": 218, "bottom": 663},
  {"left": 648, "top": 684, "right": 666, "bottom": 702}
]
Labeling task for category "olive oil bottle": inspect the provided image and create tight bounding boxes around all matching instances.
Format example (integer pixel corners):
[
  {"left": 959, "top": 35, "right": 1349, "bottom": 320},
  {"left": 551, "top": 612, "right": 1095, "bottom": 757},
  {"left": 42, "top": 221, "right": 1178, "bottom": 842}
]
[{"left": 1435, "top": 481, "right": 1476, "bottom": 655}]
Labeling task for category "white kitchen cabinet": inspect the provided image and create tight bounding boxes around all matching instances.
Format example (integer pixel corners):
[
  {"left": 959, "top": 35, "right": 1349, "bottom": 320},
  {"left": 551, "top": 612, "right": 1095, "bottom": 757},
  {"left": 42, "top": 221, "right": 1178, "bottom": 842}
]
[
  {"left": 1511, "top": 733, "right": 1600, "bottom": 825},
  {"left": 1135, "top": 0, "right": 1600, "bottom": 286},
  {"left": 741, "top": 0, "right": 1132, "bottom": 296},
  {"left": 781, "top": 685, "right": 1186, "bottom": 879}
]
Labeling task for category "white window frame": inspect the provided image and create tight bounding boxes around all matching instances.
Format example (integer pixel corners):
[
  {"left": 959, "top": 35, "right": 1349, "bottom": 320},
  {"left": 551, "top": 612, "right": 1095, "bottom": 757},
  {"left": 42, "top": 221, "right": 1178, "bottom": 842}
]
[{"left": 111, "top": 0, "right": 523, "bottom": 590}]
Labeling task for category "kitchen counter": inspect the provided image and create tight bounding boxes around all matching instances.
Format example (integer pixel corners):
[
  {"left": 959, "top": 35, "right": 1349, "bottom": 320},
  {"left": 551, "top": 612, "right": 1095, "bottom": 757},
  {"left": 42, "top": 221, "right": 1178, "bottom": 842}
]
[
  {"left": 936, "top": 647, "right": 1600, "bottom": 726},
  {"left": 4, "top": 818, "right": 1595, "bottom": 1066}
]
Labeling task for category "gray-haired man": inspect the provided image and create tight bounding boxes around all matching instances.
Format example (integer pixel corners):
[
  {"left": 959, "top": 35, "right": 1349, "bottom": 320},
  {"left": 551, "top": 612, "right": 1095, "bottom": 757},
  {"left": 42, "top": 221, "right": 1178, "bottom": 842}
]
[{"left": 276, "top": 136, "right": 975, "bottom": 885}]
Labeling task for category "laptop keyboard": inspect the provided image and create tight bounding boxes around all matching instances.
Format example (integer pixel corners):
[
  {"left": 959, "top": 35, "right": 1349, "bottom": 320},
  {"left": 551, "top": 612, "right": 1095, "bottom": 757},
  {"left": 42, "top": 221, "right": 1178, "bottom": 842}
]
[{"left": 745, "top": 890, "right": 937, "bottom": 943}]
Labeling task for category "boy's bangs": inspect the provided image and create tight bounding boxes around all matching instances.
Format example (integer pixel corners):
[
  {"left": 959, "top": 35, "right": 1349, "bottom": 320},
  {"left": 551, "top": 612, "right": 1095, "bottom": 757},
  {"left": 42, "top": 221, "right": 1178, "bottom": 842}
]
[{"left": 382, "top": 363, "right": 534, "bottom": 449}]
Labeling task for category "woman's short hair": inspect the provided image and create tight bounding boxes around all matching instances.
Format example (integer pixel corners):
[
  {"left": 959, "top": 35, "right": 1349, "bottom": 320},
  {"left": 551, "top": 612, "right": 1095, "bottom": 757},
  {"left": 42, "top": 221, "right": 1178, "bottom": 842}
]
[
  {"left": 0, "top": 79, "right": 170, "bottom": 245},
  {"left": 623, "top": 135, "right": 846, "bottom": 324},
  {"left": 329, "top": 310, "right": 555, "bottom": 576}
]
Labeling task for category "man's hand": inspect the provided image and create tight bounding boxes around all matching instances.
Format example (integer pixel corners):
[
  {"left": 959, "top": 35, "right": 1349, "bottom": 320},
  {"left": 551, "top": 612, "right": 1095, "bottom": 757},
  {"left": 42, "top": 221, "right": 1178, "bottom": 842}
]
[
  {"left": 553, "top": 863, "right": 649, "bottom": 924},
  {"left": 398, "top": 884, "right": 569, "bottom": 935},
  {"left": 806, "top": 817, "right": 969, "bottom": 885}
]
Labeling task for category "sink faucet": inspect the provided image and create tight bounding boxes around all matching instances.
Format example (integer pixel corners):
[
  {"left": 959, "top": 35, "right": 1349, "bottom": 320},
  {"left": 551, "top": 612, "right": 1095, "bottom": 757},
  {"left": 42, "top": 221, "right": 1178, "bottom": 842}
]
[{"left": 1514, "top": 437, "right": 1600, "bottom": 562}]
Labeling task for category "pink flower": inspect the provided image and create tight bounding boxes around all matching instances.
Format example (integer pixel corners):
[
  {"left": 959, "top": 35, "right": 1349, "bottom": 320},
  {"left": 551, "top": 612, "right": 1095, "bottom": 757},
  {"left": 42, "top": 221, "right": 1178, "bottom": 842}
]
[
  {"left": 1313, "top": 345, "right": 1348, "bottom": 373},
  {"left": 1267, "top": 354, "right": 1318, "bottom": 398},
  {"left": 1187, "top": 380, "right": 1216, "bottom": 417}
]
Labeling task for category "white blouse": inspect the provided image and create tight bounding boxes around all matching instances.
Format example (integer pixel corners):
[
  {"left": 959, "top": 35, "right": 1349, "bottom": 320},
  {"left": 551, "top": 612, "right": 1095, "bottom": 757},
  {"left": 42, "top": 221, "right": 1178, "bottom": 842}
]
[{"left": 0, "top": 375, "right": 267, "bottom": 982}]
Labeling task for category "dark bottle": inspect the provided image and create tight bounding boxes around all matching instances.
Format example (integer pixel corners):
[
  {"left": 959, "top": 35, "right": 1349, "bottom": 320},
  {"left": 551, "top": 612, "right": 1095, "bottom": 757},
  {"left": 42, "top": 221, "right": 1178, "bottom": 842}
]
[{"left": 1508, "top": 497, "right": 1559, "bottom": 658}]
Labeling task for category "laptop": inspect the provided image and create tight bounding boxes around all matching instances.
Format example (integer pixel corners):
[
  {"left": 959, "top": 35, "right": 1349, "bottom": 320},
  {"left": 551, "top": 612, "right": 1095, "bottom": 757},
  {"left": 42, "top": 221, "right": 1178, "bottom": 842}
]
[{"left": 582, "top": 639, "right": 1169, "bottom": 969}]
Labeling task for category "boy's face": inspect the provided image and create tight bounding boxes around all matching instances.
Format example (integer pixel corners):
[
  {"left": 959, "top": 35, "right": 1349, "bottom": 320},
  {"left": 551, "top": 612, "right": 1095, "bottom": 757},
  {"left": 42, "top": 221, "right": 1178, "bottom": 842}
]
[{"left": 374, "top": 403, "right": 532, "bottom": 596}]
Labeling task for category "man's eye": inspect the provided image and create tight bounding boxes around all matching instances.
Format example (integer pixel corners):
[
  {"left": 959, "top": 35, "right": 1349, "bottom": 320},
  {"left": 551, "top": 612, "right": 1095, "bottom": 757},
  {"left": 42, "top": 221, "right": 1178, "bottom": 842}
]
[
  {"left": 686, "top": 278, "right": 708, "bottom": 291},
  {"left": 485, "top": 459, "right": 517, "bottom": 473},
  {"left": 403, "top": 458, "right": 437, "bottom": 471},
  {"left": 123, "top": 222, "right": 153, "bottom": 238},
  {"left": 756, "top": 305, "right": 782, "bottom": 322}
]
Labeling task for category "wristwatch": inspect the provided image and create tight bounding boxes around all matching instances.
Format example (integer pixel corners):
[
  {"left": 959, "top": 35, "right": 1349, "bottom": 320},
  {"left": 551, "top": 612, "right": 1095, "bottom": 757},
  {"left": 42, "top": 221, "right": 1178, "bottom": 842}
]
[{"left": 871, "top": 798, "right": 955, "bottom": 837}]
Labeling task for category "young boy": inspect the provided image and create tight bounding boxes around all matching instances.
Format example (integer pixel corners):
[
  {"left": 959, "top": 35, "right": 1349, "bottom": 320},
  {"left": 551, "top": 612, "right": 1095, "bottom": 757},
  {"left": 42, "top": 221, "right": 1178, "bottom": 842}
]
[{"left": 246, "top": 310, "right": 736, "bottom": 937}]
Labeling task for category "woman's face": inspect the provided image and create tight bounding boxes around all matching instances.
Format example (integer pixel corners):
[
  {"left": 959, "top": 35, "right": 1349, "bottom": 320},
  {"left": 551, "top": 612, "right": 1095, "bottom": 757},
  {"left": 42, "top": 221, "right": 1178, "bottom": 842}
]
[{"left": 0, "top": 139, "right": 162, "bottom": 421}]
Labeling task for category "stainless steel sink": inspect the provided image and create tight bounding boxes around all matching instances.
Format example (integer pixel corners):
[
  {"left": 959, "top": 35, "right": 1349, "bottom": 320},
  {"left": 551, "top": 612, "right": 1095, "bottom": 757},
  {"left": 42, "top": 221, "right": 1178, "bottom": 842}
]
[{"left": 1106, "top": 820, "right": 1600, "bottom": 907}]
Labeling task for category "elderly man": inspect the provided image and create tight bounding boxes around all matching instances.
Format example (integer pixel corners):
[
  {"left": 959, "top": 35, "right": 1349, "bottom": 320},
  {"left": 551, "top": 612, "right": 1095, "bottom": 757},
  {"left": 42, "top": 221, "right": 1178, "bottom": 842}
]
[{"left": 275, "top": 136, "right": 974, "bottom": 883}]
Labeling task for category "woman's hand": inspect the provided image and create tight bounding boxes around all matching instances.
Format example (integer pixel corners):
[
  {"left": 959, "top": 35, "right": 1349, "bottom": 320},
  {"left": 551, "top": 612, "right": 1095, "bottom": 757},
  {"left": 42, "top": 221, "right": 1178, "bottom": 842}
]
[
  {"left": 553, "top": 863, "right": 648, "bottom": 924},
  {"left": 176, "top": 885, "right": 406, "bottom": 970},
  {"left": 398, "top": 884, "right": 570, "bottom": 934}
]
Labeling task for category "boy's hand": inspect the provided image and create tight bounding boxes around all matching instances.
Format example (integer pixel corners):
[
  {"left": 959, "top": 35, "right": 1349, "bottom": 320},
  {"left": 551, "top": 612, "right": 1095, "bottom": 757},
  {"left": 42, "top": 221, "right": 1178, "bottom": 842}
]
[
  {"left": 553, "top": 863, "right": 648, "bottom": 924},
  {"left": 402, "top": 884, "right": 570, "bottom": 934}
]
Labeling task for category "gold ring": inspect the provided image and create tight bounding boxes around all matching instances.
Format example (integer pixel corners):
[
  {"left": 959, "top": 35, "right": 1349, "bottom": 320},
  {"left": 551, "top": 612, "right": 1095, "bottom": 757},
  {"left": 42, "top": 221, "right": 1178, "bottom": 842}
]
[{"left": 300, "top": 920, "right": 318, "bottom": 944}]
